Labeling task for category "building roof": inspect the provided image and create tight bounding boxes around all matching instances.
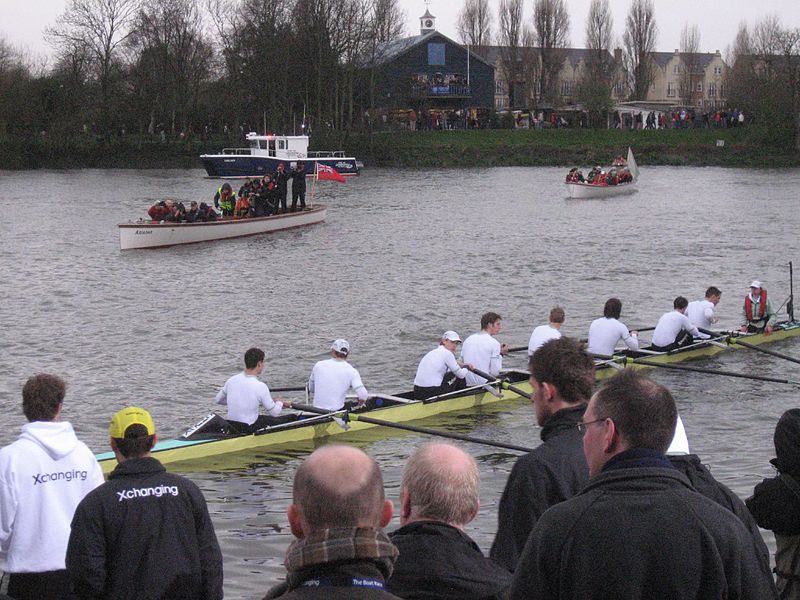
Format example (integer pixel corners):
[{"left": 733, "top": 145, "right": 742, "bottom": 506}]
[
  {"left": 474, "top": 45, "right": 615, "bottom": 67},
  {"left": 650, "top": 51, "right": 723, "bottom": 70},
  {"left": 368, "top": 31, "right": 494, "bottom": 69}
]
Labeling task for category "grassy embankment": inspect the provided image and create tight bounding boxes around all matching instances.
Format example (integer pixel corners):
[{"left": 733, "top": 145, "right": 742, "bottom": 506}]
[{"left": 1, "top": 127, "right": 798, "bottom": 170}]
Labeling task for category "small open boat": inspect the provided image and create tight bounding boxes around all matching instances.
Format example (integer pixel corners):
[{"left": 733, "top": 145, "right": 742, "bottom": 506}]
[
  {"left": 200, "top": 133, "right": 360, "bottom": 178},
  {"left": 94, "top": 320, "right": 800, "bottom": 472},
  {"left": 118, "top": 204, "right": 326, "bottom": 250},
  {"left": 566, "top": 147, "right": 639, "bottom": 199}
]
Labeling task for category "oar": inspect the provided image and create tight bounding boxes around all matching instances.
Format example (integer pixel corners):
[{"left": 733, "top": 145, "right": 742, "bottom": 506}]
[
  {"left": 469, "top": 367, "right": 532, "bottom": 399},
  {"left": 289, "top": 402, "right": 350, "bottom": 430},
  {"left": 625, "top": 357, "right": 800, "bottom": 386},
  {"left": 728, "top": 337, "right": 800, "bottom": 366},
  {"left": 506, "top": 345, "right": 529, "bottom": 354},
  {"left": 290, "top": 402, "right": 533, "bottom": 452}
]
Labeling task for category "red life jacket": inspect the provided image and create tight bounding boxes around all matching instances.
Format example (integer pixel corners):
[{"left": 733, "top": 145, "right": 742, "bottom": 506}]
[{"left": 744, "top": 289, "right": 767, "bottom": 321}]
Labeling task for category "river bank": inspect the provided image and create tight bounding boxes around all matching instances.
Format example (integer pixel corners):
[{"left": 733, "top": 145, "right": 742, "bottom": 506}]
[{"left": 1, "top": 127, "right": 798, "bottom": 170}]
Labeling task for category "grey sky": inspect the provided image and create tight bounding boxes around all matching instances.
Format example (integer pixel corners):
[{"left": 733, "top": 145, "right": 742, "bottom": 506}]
[{"left": 2, "top": 0, "right": 799, "bottom": 64}]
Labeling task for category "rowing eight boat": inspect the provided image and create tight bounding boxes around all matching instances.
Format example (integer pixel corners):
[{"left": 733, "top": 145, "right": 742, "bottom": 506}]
[{"left": 95, "top": 320, "right": 800, "bottom": 473}]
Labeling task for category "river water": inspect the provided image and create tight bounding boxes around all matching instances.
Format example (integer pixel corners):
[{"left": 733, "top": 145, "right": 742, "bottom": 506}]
[{"left": 1, "top": 165, "right": 799, "bottom": 598}]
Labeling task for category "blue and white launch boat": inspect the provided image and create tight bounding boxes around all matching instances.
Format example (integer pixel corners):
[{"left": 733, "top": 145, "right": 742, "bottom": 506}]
[{"left": 200, "top": 133, "right": 360, "bottom": 178}]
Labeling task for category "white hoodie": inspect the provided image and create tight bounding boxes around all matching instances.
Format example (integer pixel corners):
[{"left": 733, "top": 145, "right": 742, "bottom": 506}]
[{"left": 0, "top": 421, "right": 104, "bottom": 573}]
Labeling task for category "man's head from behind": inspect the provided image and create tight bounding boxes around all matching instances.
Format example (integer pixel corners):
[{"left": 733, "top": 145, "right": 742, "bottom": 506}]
[
  {"left": 110, "top": 406, "right": 157, "bottom": 460},
  {"left": 22, "top": 373, "right": 66, "bottom": 422},
  {"left": 529, "top": 338, "right": 594, "bottom": 425},
  {"left": 399, "top": 442, "right": 479, "bottom": 529},
  {"left": 582, "top": 370, "right": 677, "bottom": 476},
  {"left": 288, "top": 445, "right": 392, "bottom": 538}
]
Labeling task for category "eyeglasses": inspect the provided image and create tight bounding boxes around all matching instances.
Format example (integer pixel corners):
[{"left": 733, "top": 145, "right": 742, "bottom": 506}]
[{"left": 576, "top": 418, "right": 605, "bottom": 434}]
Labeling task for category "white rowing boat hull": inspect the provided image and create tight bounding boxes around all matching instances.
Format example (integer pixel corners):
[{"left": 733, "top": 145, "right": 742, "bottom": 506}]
[
  {"left": 118, "top": 205, "right": 326, "bottom": 250},
  {"left": 565, "top": 181, "right": 637, "bottom": 199}
]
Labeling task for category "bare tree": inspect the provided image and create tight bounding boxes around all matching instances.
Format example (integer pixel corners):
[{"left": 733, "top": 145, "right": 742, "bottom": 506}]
[
  {"left": 679, "top": 23, "right": 701, "bottom": 107},
  {"left": 579, "top": 0, "right": 614, "bottom": 126},
  {"left": 363, "top": 0, "right": 406, "bottom": 116},
  {"left": 532, "top": 0, "right": 570, "bottom": 106},
  {"left": 497, "top": 0, "right": 527, "bottom": 109},
  {"left": 457, "top": 0, "right": 492, "bottom": 47},
  {"left": 46, "top": 0, "right": 140, "bottom": 137},
  {"left": 622, "top": 0, "right": 658, "bottom": 101}
]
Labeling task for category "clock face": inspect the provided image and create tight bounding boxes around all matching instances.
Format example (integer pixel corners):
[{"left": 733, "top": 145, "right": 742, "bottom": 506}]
[{"left": 425, "top": 19, "right": 433, "bottom": 27}]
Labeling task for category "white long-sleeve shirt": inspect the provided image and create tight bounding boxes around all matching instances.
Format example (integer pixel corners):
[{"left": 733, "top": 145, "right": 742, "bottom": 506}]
[
  {"left": 528, "top": 325, "right": 562, "bottom": 356},
  {"left": 0, "top": 421, "right": 104, "bottom": 573},
  {"left": 686, "top": 299, "right": 717, "bottom": 330},
  {"left": 309, "top": 358, "right": 368, "bottom": 410},
  {"left": 461, "top": 332, "right": 502, "bottom": 385},
  {"left": 587, "top": 317, "right": 639, "bottom": 356},
  {"left": 414, "top": 344, "right": 468, "bottom": 387},
  {"left": 215, "top": 372, "right": 281, "bottom": 424},
  {"left": 652, "top": 311, "right": 709, "bottom": 347}
]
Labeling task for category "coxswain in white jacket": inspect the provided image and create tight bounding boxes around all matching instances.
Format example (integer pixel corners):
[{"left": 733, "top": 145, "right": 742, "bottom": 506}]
[{"left": 0, "top": 421, "right": 104, "bottom": 574}]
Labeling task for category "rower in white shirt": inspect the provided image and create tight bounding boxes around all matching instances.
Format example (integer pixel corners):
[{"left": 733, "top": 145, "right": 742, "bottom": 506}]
[
  {"left": 587, "top": 298, "right": 639, "bottom": 357},
  {"left": 461, "top": 312, "right": 508, "bottom": 386},
  {"left": 308, "top": 339, "right": 369, "bottom": 411},
  {"left": 413, "top": 331, "right": 473, "bottom": 400},
  {"left": 651, "top": 296, "right": 710, "bottom": 352},
  {"left": 528, "top": 307, "right": 565, "bottom": 356},
  {"left": 687, "top": 287, "right": 721, "bottom": 332}
]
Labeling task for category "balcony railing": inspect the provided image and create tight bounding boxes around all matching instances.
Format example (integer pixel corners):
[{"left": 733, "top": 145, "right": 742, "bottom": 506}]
[{"left": 411, "top": 84, "right": 472, "bottom": 98}]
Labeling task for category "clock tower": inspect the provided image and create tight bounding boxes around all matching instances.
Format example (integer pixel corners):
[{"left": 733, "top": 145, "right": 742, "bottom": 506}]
[{"left": 420, "top": 8, "right": 436, "bottom": 35}]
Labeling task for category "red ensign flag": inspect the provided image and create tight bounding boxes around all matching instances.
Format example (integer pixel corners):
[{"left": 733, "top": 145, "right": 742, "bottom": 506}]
[{"left": 316, "top": 163, "right": 346, "bottom": 183}]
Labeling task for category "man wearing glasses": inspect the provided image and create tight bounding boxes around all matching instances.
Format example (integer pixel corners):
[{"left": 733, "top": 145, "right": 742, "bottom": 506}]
[
  {"left": 490, "top": 337, "right": 594, "bottom": 572},
  {"left": 508, "top": 370, "right": 777, "bottom": 599}
]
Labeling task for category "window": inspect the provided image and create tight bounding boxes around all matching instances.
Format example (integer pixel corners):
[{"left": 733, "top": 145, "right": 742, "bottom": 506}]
[
  {"left": 714, "top": 66, "right": 722, "bottom": 75},
  {"left": 495, "top": 97, "right": 508, "bottom": 110},
  {"left": 495, "top": 80, "right": 505, "bottom": 95},
  {"left": 708, "top": 83, "right": 716, "bottom": 97},
  {"left": 561, "top": 80, "right": 573, "bottom": 96},
  {"left": 696, "top": 82, "right": 703, "bottom": 92},
  {"left": 673, "top": 64, "right": 680, "bottom": 74},
  {"left": 667, "top": 82, "right": 676, "bottom": 97},
  {"left": 428, "top": 43, "right": 445, "bottom": 66}
]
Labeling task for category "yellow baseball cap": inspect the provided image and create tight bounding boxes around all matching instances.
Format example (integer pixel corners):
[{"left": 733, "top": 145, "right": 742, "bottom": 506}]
[{"left": 109, "top": 406, "right": 156, "bottom": 438}]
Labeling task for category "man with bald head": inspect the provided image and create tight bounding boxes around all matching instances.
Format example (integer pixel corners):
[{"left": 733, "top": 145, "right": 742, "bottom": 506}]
[
  {"left": 508, "top": 370, "right": 777, "bottom": 600},
  {"left": 387, "top": 442, "right": 511, "bottom": 600},
  {"left": 263, "top": 445, "right": 401, "bottom": 599}
]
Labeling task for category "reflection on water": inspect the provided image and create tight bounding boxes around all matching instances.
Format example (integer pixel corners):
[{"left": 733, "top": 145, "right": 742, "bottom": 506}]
[{"left": 1, "top": 165, "right": 799, "bottom": 598}]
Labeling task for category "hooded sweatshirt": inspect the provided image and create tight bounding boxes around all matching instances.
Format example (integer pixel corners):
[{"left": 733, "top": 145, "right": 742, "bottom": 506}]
[{"left": 0, "top": 421, "right": 104, "bottom": 573}]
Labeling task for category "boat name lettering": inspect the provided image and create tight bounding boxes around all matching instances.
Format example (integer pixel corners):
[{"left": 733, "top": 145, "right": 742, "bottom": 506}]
[
  {"left": 32, "top": 469, "right": 88, "bottom": 485},
  {"left": 117, "top": 484, "right": 179, "bottom": 501},
  {"left": 334, "top": 162, "right": 350, "bottom": 169},
  {"left": 135, "top": 230, "right": 153, "bottom": 235}
]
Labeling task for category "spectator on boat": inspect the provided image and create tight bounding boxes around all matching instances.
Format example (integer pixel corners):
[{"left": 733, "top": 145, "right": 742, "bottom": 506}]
[
  {"left": 461, "top": 312, "right": 508, "bottom": 387},
  {"left": 587, "top": 297, "right": 639, "bottom": 357},
  {"left": 0, "top": 374, "right": 104, "bottom": 600},
  {"left": 650, "top": 296, "right": 710, "bottom": 352},
  {"left": 165, "top": 202, "right": 186, "bottom": 222},
  {"left": 741, "top": 280, "right": 776, "bottom": 334},
  {"left": 262, "top": 445, "right": 398, "bottom": 600},
  {"left": 412, "top": 331, "right": 472, "bottom": 401},
  {"left": 259, "top": 174, "right": 279, "bottom": 215},
  {"left": 687, "top": 286, "right": 721, "bottom": 331},
  {"left": 272, "top": 163, "right": 289, "bottom": 213},
  {"left": 747, "top": 408, "right": 800, "bottom": 599},
  {"left": 184, "top": 201, "right": 200, "bottom": 223},
  {"left": 234, "top": 194, "right": 251, "bottom": 219},
  {"left": 197, "top": 202, "right": 217, "bottom": 222},
  {"left": 309, "top": 339, "right": 369, "bottom": 411},
  {"left": 388, "top": 442, "right": 512, "bottom": 599},
  {"left": 490, "top": 338, "right": 593, "bottom": 572},
  {"left": 606, "top": 168, "right": 619, "bottom": 185},
  {"left": 586, "top": 166, "right": 601, "bottom": 182},
  {"left": 507, "top": 370, "right": 778, "bottom": 600},
  {"left": 66, "top": 407, "right": 223, "bottom": 600},
  {"left": 213, "top": 183, "right": 235, "bottom": 217},
  {"left": 148, "top": 200, "right": 169, "bottom": 222},
  {"left": 238, "top": 177, "right": 255, "bottom": 199},
  {"left": 528, "top": 306, "right": 565, "bottom": 356},
  {"left": 565, "top": 168, "right": 583, "bottom": 183},
  {"left": 215, "top": 348, "right": 285, "bottom": 433},
  {"left": 289, "top": 162, "right": 307, "bottom": 212}
]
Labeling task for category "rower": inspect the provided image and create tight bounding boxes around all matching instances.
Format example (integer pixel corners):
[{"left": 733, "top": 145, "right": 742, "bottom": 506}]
[
  {"left": 687, "top": 286, "right": 721, "bottom": 331},
  {"left": 308, "top": 339, "right": 369, "bottom": 410},
  {"left": 413, "top": 331, "right": 471, "bottom": 400},
  {"left": 461, "top": 312, "right": 508, "bottom": 387},
  {"left": 651, "top": 296, "right": 710, "bottom": 352},
  {"left": 587, "top": 297, "right": 639, "bottom": 357},
  {"left": 528, "top": 306, "right": 564, "bottom": 356},
  {"left": 215, "top": 347, "right": 285, "bottom": 433},
  {"left": 741, "top": 280, "right": 776, "bottom": 334}
]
